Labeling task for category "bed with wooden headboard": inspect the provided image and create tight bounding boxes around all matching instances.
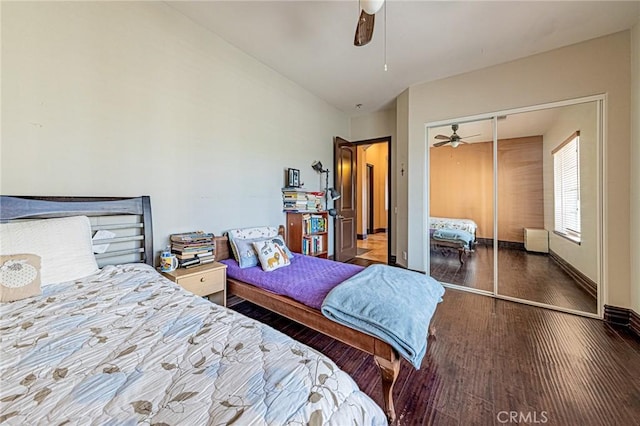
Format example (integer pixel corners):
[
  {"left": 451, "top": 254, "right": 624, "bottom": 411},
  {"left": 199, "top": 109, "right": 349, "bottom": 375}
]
[
  {"left": 218, "top": 226, "right": 444, "bottom": 423},
  {"left": 0, "top": 195, "right": 386, "bottom": 425}
]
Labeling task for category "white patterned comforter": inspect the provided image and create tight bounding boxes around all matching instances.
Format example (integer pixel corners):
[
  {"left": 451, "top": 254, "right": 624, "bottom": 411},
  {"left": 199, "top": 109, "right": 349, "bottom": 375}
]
[
  {"left": 429, "top": 217, "right": 478, "bottom": 235},
  {"left": 0, "top": 264, "right": 386, "bottom": 425}
]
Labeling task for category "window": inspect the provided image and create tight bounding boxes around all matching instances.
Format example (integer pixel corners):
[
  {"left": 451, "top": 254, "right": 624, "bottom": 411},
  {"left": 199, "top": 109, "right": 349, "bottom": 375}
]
[{"left": 553, "top": 131, "right": 580, "bottom": 242}]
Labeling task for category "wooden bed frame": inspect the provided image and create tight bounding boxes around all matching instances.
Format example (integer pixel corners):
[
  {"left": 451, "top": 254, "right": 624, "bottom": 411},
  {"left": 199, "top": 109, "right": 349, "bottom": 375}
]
[
  {"left": 228, "top": 277, "right": 401, "bottom": 421},
  {"left": 0, "top": 196, "right": 154, "bottom": 267},
  {"left": 226, "top": 226, "right": 410, "bottom": 423},
  {"left": 430, "top": 238, "right": 470, "bottom": 264},
  {"left": 0, "top": 196, "right": 406, "bottom": 422}
]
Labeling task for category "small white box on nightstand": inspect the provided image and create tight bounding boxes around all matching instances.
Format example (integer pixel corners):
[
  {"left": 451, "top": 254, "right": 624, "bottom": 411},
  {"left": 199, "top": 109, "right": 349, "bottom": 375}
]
[{"left": 524, "top": 228, "right": 549, "bottom": 253}]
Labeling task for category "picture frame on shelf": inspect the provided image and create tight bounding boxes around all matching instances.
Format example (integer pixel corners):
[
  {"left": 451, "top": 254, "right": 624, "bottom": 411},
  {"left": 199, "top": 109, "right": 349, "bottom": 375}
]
[{"left": 287, "top": 168, "right": 301, "bottom": 187}]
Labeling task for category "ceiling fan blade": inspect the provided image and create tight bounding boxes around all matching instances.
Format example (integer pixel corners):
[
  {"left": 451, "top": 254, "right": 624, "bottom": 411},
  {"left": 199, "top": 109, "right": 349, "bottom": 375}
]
[
  {"left": 459, "top": 133, "right": 481, "bottom": 139},
  {"left": 434, "top": 135, "right": 450, "bottom": 140},
  {"left": 433, "top": 140, "right": 450, "bottom": 147},
  {"left": 354, "top": 10, "right": 375, "bottom": 47}
]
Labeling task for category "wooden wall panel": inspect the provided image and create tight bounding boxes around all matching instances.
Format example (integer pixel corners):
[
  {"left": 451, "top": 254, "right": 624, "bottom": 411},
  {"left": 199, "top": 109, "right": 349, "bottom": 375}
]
[
  {"left": 430, "top": 136, "right": 543, "bottom": 242},
  {"left": 430, "top": 142, "right": 494, "bottom": 239},
  {"left": 497, "top": 136, "right": 544, "bottom": 242}
]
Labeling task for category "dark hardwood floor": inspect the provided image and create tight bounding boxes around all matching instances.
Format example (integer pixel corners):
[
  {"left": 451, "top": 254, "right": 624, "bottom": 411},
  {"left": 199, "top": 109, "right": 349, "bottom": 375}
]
[
  {"left": 431, "top": 245, "right": 597, "bottom": 313},
  {"left": 229, "top": 263, "right": 640, "bottom": 425}
]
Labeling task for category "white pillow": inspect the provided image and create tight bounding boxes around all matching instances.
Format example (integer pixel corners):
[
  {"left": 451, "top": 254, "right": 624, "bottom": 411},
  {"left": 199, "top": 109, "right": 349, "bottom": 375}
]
[
  {"left": 227, "top": 226, "right": 279, "bottom": 241},
  {"left": 0, "top": 216, "right": 99, "bottom": 286}
]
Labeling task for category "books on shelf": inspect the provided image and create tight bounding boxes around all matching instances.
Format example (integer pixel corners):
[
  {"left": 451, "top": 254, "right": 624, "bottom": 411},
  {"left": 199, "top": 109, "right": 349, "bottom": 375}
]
[
  {"left": 302, "top": 235, "right": 324, "bottom": 255},
  {"left": 170, "top": 231, "right": 215, "bottom": 268},
  {"left": 282, "top": 188, "right": 324, "bottom": 212},
  {"left": 302, "top": 214, "right": 327, "bottom": 234}
]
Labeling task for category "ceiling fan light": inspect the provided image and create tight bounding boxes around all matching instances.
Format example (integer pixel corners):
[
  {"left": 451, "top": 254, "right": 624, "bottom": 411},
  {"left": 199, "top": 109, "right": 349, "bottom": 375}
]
[
  {"left": 451, "top": 140, "right": 460, "bottom": 148},
  {"left": 361, "top": 0, "right": 384, "bottom": 15}
]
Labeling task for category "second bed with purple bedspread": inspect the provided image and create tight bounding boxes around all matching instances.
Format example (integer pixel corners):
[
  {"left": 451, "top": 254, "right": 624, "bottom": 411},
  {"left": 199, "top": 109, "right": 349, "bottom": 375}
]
[{"left": 220, "top": 254, "right": 364, "bottom": 310}]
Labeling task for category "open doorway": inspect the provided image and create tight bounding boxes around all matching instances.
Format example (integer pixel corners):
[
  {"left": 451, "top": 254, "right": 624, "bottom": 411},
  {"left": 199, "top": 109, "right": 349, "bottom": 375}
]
[{"left": 355, "top": 140, "right": 389, "bottom": 264}]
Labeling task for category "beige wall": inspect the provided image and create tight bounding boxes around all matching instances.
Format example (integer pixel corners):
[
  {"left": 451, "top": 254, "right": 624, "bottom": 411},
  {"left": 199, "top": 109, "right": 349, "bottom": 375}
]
[
  {"left": 631, "top": 22, "right": 640, "bottom": 315},
  {"left": 1, "top": 2, "right": 348, "bottom": 256},
  {"left": 351, "top": 110, "right": 396, "bottom": 142},
  {"left": 395, "top": 91, "right": 409, "bottom": 267},
  {"left": 543, "top": 102, "right": 599, "bottom": 283},
  {"left": 405, "top": 32, "right": 631, "bottom": 309}
]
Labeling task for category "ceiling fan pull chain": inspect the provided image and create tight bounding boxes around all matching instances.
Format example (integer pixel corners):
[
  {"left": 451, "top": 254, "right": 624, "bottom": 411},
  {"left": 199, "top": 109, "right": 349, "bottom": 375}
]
[{"left": 384, "top": 0, "right": 388, "bottom": 71}]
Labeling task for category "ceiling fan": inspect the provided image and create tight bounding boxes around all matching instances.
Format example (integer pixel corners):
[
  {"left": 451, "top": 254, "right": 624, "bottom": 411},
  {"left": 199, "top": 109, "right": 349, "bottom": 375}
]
[
  {"left": 433, "top": 124, "right": 480, "bottom": 148},
  {"left": 354, "top": 0, "right": 385, "bottom": 47}
]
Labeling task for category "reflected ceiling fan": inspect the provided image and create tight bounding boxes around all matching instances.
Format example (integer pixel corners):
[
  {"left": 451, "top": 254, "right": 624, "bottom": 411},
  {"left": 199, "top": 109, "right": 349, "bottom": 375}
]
[
  {"left": 354, "top": 0, "right": 385, "bottom": 46},
  {"left": 433, "top": 124, "right": 480, "bottom": 148}
]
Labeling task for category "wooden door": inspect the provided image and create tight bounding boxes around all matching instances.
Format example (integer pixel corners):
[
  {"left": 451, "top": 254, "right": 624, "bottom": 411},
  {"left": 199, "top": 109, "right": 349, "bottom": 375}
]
[{"left": 334, "top": 137, "right": 358, "bottom": 262}]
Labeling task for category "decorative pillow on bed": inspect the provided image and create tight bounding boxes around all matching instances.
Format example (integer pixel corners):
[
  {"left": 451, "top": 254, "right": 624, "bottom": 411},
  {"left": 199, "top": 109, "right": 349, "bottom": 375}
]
[
  {"left": 229, "top": 235, "right": 294, "bottom": 268},
  {"left": 0, "top": 215, "right": 99, "bottom": 286},
  {"left": 252, "top": 239, "right": 291, "bottom": 272},
  {"left": 227, "top": 226, "right": 279, "bottom": 241},
  {"left": 229, "top": 237, "right": 264, "bottom": 268},
  {"left": 0, "top": 254, "right": 42, "bottom": 302},
  {"left": 228, "top": 226, "right": 279, "bottom": 268}
]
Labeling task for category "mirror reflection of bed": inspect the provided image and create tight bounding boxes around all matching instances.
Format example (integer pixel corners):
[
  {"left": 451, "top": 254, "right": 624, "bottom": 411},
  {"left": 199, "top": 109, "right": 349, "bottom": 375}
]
[
  {"left": 428, "top": 99, "right": 600, "bottom": 315},
  {"left": 429, "top": 117, "right": 495, "bottom": 293}
]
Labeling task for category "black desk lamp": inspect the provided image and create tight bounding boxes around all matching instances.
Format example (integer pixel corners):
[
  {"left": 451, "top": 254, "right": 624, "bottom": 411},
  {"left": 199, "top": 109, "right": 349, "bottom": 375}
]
[{"left": 311, "top": 161, "right": 341, "bottom": 216}]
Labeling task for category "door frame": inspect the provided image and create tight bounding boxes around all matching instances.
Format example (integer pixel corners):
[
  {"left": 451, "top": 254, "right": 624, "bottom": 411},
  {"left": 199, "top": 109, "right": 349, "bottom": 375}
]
[
  {"left": 366, "top": 163, "right": 374, "bottom": 235},
  {"left": 338, "top": 136, "right": 392, "bottom": 264}
]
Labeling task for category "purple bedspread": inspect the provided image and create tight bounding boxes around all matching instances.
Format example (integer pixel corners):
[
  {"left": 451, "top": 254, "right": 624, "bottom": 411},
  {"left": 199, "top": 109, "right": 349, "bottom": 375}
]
[{"left": 221, "top": 255, "right": 364, "bottom": 310}]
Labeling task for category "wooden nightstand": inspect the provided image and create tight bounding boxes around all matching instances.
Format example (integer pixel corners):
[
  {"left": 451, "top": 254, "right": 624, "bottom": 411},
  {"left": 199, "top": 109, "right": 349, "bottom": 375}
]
[{"left": 161, "top": 262, "right": 227, "bottom": 306}]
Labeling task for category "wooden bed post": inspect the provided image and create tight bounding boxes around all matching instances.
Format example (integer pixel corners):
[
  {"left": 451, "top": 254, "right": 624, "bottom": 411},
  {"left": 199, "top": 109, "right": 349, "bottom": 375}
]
[{"left": 374, "top": 349, "right": 401, "bottom": 423}]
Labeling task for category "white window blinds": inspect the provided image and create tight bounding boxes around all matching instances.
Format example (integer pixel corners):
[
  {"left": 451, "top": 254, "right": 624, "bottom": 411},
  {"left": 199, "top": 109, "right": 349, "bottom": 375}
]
[{"left": 553, "top": 132, "right": 581, "bottom": 241}]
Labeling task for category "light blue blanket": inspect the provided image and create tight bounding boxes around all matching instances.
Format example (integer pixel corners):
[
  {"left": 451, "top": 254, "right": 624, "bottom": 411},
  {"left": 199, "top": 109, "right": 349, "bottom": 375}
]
[
  {"left": 321, "top": 264, "right": 445, "bottom": 369},
  {"left": 432, "top": 228, "right": 474, "bottom": 248}
]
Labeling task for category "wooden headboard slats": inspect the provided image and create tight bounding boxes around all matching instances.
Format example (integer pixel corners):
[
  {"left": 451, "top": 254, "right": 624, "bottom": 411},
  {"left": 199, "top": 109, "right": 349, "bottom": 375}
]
[
  {"left": 0, "top": 196, "right": 154, "bottom": 267},
  {"left": 92, "top": 223, "right": 144, "bottom": 231},
  {"left": 95, "top": 248, "right": 145, "bottom": 260},
  {"left": 0, "top": 196, "right": 146, "bottom": 221}
]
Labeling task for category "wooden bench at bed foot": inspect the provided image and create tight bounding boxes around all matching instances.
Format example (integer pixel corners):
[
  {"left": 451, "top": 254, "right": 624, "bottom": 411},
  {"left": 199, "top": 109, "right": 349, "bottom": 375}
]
[{"left": 374, "top": 350, "right": 401, "bottom": 423}]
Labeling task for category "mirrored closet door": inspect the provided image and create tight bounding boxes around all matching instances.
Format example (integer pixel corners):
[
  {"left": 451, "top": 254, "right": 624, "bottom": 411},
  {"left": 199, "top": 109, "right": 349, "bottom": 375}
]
[
  {"left": 496, "top": 100, "right": 600, "bottom": 314},
  {"left": 426, "top": 96, "right": 602, "bottom": 317},
  {"left": 428, "top": 118, "right": 494, "bottom": 293}
]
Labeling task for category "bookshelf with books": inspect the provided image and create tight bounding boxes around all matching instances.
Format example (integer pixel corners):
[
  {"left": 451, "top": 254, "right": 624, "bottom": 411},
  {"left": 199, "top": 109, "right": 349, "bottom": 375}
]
[
  {"left": 286, "top": 211, "right": 329, "bottom": 258},
  {"left": 282, "top": 188, "right": 324, "bottom": 212}
]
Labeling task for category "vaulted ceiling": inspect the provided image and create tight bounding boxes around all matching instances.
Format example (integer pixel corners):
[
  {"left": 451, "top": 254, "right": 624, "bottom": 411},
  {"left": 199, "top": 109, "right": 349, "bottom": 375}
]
[{"left": 167, "top": 1, "right": 640, "bottom": 116}]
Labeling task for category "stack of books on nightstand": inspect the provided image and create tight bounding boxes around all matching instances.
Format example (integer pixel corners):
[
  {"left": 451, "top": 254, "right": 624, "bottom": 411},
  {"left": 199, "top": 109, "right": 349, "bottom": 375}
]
[{"left": 170, "top": 231, "right": 215, "bottom": 268}]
